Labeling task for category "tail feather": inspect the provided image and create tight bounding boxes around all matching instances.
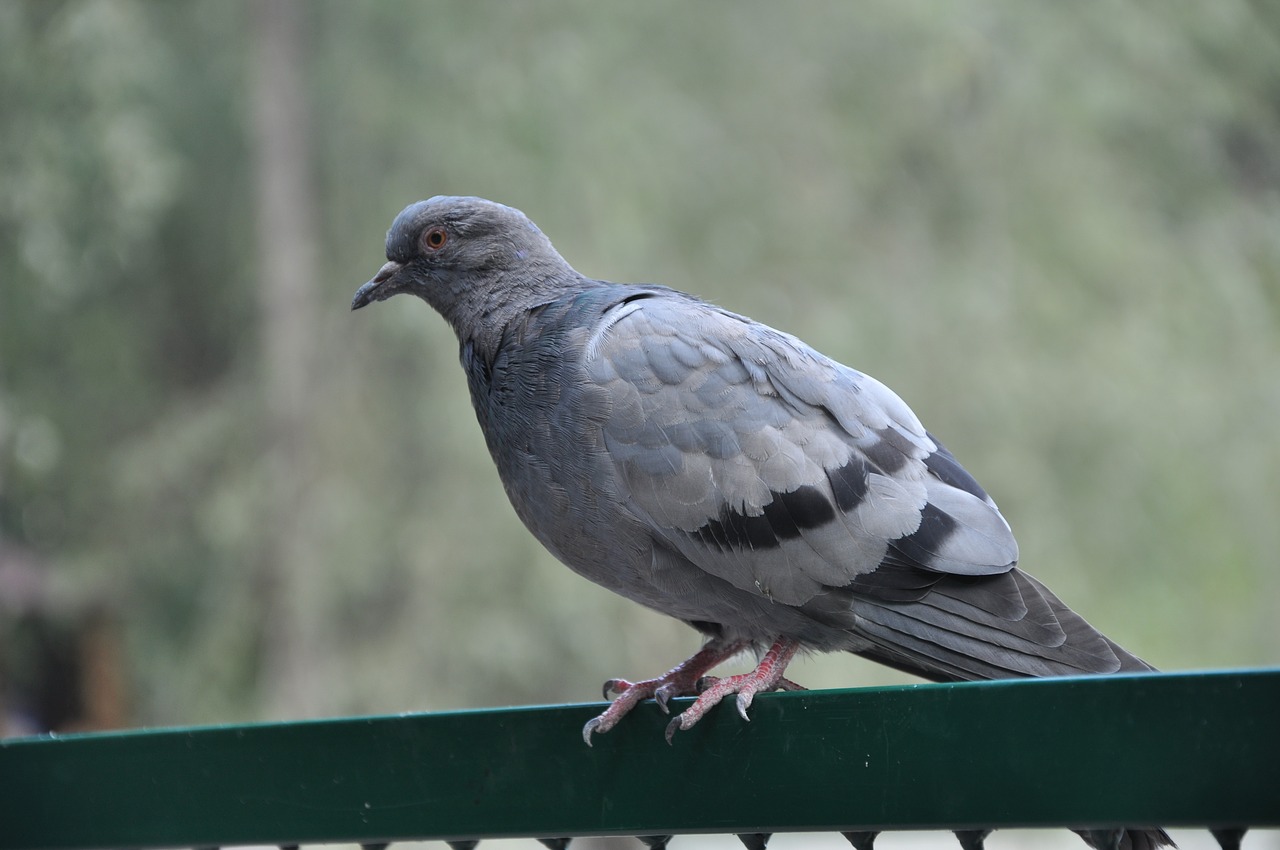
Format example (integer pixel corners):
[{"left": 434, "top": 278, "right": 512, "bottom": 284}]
[
  {"left": 843, "top": 566, "right": 1170, "bottom": 850},
  {"left": 847, "top": 567, "right": 1155, "bottom": 679}
]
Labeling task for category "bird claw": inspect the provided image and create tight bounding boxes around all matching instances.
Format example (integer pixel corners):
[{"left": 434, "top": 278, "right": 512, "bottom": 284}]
[
  {"left": 664, "top": 714, "right": 685, "bottom": 745},
  {"left": 654, "top": 683, "right": 680, "bottom": 714},
  {"left": 582, "top": 716, "right": 602, "bottom": 747},
  {"left": 587, "top": 675, "right": 679, "bottom": 744},
  {"left": 585, "top": 638, "right": 799, "bottom": 744},
  {"left": 601, "top": 678, "right": 632, "bottom": 700}
]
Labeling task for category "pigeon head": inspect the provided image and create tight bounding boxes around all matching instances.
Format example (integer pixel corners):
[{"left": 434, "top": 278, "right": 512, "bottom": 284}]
[{"left": 351, "top": 196, "right": 574, "bottom": 323}]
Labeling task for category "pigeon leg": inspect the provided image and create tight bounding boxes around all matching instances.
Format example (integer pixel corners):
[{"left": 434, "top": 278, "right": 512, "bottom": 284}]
[
  {"left": 666, "top": 637, "right": 802, "bottom": 742},
  {"left": 582, "top": 637, "right": 748, "bottom": 744}
]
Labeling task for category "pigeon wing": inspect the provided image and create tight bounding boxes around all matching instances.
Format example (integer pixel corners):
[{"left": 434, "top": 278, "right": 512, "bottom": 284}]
[
  {"left": 584, "top": 291, "right": 1017, "bottom": 605},
  {"left": 584, "top": 290, "right": 1138, "bottom": 678}
]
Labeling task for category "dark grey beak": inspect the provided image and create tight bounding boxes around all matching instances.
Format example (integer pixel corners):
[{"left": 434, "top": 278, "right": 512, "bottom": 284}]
[{"left": 351, "top": 261, "right": 403, "bottom": 310}]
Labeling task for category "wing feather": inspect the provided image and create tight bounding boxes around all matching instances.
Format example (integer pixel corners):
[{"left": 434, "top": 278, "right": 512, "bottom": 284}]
[
  {"left": 582, "top": 291, "right": 1138, "bottom": 680},
  {"left": 586, "top": 294, "right": 1015, "bottom": 587}
]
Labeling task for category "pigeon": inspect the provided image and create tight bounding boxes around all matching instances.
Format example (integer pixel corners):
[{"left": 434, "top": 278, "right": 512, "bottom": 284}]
[{"left": 352, "top": 197, "right": 1170, "bottom": 849}]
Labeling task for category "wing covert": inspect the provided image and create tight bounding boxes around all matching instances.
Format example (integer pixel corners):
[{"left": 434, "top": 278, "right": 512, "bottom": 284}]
[{"left": 584, "top": 292, "right": 1018, "bottom": 608}]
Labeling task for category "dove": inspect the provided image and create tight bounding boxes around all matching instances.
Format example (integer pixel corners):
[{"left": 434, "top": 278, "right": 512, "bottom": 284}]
[
  {"left": 350, "top": 194, "right": 1158, "bottom": 728},
  {"left": 351, "top": 197, "right": 1170, "bottom": 849}
]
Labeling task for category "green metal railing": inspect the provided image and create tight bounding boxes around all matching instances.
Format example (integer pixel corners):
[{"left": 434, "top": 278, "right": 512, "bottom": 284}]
[{"left": 2, "top": 669, "right": 1278, "bottom": 850}]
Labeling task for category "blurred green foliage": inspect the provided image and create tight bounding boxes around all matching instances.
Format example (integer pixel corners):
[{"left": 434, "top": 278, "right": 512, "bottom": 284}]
[{"left": 0, "top": 0, "right": 1277, "bottom": 726}]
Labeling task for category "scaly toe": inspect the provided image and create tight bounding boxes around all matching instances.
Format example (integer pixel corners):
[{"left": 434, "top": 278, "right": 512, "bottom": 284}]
[{"left": 655, "top": 683, "right": 683, "bottom": 714}]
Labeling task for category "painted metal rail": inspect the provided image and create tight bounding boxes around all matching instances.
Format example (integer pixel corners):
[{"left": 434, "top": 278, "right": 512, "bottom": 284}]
[{"left": 2, "top": 669, "right": 1277, "bottom": 850}]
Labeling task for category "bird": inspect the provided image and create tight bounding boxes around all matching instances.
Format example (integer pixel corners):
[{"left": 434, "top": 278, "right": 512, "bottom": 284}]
[{"left": 352, "top": 196, "right": 1170, "bottom": 850}]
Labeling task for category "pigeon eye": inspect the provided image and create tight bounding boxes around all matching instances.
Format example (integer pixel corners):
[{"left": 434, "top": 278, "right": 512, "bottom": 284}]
[{"left": 422, "top": 227, "right": 448, "bottom": 252}]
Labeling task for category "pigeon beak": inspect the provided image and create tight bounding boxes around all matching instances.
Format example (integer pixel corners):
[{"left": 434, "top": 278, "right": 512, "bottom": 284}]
[{"left": 351, "top": 260, "right": 403, "bottom": 310}]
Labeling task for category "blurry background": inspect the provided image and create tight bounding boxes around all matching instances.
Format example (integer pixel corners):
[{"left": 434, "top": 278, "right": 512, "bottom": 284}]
[{"left": 1, "top": 0, "right": 1277, "bottom": 752}]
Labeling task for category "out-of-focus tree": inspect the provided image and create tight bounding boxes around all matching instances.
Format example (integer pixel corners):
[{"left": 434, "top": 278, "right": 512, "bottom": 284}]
[{"left": 249, "top": 0, "right": 328, "bottom": 719}]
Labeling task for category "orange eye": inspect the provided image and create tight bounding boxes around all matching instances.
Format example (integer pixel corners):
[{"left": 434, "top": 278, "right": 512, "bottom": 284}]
[{"left": 423, "top": 227, "right": 447, "bottom": 252}]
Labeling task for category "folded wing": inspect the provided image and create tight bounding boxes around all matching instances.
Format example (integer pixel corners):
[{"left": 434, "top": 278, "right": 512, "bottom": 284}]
[{"left": 585, "top": 291, "right": 1147, "bottom": 679}]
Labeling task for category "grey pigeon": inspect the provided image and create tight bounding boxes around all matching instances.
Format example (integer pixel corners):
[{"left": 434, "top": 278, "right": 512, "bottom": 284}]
[{"left": 352, "top": 197, "right": 1170, "bottom": 848}]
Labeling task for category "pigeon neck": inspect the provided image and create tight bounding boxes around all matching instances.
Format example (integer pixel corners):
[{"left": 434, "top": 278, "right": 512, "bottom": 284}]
[{"left": 445, "top": 264, "right": 588, "bottom": 362}]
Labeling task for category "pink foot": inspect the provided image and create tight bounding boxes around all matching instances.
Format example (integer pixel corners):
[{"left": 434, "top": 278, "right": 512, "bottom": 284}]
[
  {"left": 582, "top": 638, "right": 746, "bottom": 745},
  {"left": 665, "top": 637, "right": 803, "bottom": 743}
]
